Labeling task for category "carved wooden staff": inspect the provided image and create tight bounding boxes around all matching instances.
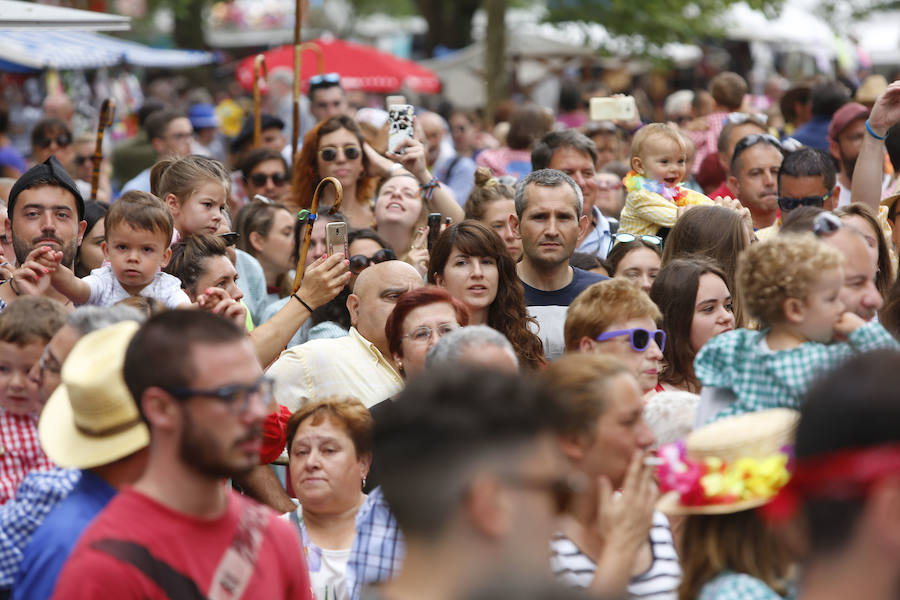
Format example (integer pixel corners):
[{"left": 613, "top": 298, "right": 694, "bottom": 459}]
[
  {"left": 292, "top": 41, "right": 324, "bottom": 159},
  {"left": 91, "top": 98, "right": 115, "bottom": 201},
  {"left": 253, "top": 54, "right": 268, "bottom": 148},
  {"left": 291, "top": 176, "right": 343, "bottom": 292}
]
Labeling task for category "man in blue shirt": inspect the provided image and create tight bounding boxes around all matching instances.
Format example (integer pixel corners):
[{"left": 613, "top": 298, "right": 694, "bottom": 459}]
[{"left": 12, "top": 322, "right": 149, "bottom": 599}]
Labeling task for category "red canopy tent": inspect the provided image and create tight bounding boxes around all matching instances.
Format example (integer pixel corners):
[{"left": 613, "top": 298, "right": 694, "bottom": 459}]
[{"left": 235, "top": 37, "right": 441, "bottom": 94}]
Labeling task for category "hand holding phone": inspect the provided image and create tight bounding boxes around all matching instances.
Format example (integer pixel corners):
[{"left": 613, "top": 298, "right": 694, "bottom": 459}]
[
  {"left": 590, "top": 96, "right": 637, "bottom": 122},
  {"left": 325, "top": 222, "right": 348, "bottom": 258},
  {"left": 427, "top": 213, "right": 442, "bottom": 251},
  {"left": 388, "top": 104, "right": 415, "bottom": 154}
]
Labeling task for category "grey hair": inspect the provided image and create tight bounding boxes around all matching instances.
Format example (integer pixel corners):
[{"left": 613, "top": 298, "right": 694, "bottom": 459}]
[
  {"left": 425, "top": 325, "right": 518, "bottom": 369},
  {"left": 531, "top": 130, "right": 598, "bottom": 171},
  {"left": 664, "top": 90, "right": 695, "bottom": 118},
  {"left": 514, "top": 169, "right": 583, "bottom": 219},
  {"left": 66, "top": 305, "right": 146, "bottom": 336}
]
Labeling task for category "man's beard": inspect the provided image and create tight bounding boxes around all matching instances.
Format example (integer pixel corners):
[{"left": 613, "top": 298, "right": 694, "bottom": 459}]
[
  {"left": 839, "top": 147, "right": 858, "bottom": 182},
  {"left": 179, "top": 407, "right": 261, "bottom": 480},
  {"left": 13, "top": 234, "right": 78, "bottom": 268}
]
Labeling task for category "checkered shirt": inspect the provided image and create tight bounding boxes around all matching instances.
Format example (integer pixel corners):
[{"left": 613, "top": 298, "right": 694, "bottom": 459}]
[
  {"left": 0, "top": 411, "right": 53, "bottom": 504},
  {"left": 347, "top": 487, "right": 405, "bottom": 600},
  {"left": 695, "top": 322, "right": 900, "bottom": 422},
  {"left": 698, "top": 571, "right": 784, "bottom": 600},
  {"left": 0, "top": 468, "right": 80, "bottom": 587},
  {"left": 685, "top": 112, "right": 729, "bottom": 175}
]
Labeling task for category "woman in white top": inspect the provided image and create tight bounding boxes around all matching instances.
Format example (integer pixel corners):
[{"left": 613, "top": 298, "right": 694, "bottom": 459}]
[{"left": 284, "top": 397, "right": 373, "bottom": 600}]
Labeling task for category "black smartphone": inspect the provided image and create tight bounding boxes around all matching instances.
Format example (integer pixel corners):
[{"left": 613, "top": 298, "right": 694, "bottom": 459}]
[{"left": 427, "top": 213, "right": 442, "bottom": 251}]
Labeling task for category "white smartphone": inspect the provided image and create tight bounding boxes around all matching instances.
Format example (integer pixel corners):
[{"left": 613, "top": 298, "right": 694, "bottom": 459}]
[
  {"left": 590, "top": 96, "right": 637, "bottom": 122},
  {"left": 388, "top": 104, "right": 415, "bottom": 154},
  {"left": 325, "top": 222, "right": 348, "bottom": 257}
]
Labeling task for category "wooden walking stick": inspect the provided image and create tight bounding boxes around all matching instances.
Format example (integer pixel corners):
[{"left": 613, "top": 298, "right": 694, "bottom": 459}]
[
  {"left": 253, "top": 54, "right": 268, "bottom": 148},
  {"left": 91, "top": 98, "right": 115, "bottom": 201},
  {"left": 291, "top": 176, "right": 343, "bottom": 292},
  {"left": 292, "top": 41, "right": 324, "bottom": 159}
]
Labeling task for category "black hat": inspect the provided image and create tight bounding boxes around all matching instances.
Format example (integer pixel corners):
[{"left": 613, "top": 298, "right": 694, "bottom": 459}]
[
  {"left": 8, "top": 156, "right": 85, "bottom": 221},
  {"left": 230, "top": 114, "right": 285, "bottom": 154}
]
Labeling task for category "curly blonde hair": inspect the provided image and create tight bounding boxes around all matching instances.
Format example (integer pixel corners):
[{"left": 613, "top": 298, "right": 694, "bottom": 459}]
[{"left": 737, "top": 234, "right": 843, "bottom": 326}]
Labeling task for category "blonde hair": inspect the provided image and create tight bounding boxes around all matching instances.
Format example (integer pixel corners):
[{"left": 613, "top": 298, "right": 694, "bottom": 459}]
[
  {"left": 630, "top": 123, "right": 686, "bottom": 162},
  {"left": 564, "top": 279, "right": 661, "bottom": 351},
  {"left": 150, "top": 155, "right": 231, "bottom": 205},
  {"left": 737, "top": 233, "right": 843, "bottom": 326}
]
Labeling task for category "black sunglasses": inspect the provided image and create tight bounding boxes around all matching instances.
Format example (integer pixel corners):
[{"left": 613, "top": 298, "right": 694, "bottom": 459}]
[
  {"left": 778, "top": 194, "right": 829, "bottom": 212},
  {"left": 248, "top": 172, "right": 288, "bottom": 187},
  {"left": 73, "top": 155, "right": 93, "bottom": 166},
  {"left": 36, "top": 134, "right": 71, "bottom": 149},
  {"left": 218, "top": 232, "right": 240, "bottom": 247},
  {"left": 349, "top": 248, "right": 395, "bottom": 274},
  {"left": 319, "top": 145, "right": 361, "bottom": 162}
]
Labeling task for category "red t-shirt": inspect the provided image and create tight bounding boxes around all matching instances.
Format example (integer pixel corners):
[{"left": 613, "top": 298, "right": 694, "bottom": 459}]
[{"left": 51, "top": 486, "right": 312, "bottom": 600}]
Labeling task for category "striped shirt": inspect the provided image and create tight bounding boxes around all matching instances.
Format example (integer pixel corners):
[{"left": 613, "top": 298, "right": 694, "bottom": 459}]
[{"left": 550, "top": 511, "right": 681, "bottom": 600}]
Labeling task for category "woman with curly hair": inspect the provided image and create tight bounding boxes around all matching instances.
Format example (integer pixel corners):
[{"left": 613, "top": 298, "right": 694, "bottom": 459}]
[{"left": 429, "top": 220, "right": 545, "bottom": 369}]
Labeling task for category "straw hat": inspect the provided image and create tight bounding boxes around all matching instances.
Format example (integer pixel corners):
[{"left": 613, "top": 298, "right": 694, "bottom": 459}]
[
  {"left": 39, "top": 321, "right": 149, "bottom": 469},
  {"left": 881, "top": 192, "right": 900, "bottom": 215},
  {"left": 657, "top": 408, "right": 799, "bottom": 515}
]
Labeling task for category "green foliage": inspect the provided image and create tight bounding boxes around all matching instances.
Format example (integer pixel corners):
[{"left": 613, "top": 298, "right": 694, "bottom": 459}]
[{"left": 349, "top": 0, "right": 417, "bottom": 16}]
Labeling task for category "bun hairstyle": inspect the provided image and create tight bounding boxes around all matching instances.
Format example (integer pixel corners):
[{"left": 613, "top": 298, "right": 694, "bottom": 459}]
[{"left": 463, "top": 166, "right": 516, "bottom": 221}]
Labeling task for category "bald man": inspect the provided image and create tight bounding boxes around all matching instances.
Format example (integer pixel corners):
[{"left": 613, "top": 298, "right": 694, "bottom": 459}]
[
  {"left": 266, "top": 260, "right": 423, "bottom": 409},
  {"left": 821, "top": 227, "right": 884, "bottom": 321}
]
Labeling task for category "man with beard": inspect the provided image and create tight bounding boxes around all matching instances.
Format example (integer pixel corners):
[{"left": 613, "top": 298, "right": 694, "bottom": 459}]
[
  {"left": 51, "top": 311, "right": 312, "bottom": 599},
  {"left": 0, "top": 156, "right": 86, "bottom": 312},
  {"left": 828, "top": 102, "right": 870, "bottom": 207}
]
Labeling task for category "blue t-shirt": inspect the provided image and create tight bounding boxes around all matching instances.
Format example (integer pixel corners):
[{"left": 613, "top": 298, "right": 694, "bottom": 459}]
[{"left": 522, "top": 266, "right": 607, "bottom": 360}]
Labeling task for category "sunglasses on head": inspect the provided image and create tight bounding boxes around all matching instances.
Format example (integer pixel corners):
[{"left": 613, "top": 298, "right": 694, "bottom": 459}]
[
  {"left": 36, "top": 133, "right": 71, "bottom": 149},
  {"left": 319, "top": 145, "right": 361, "bottom": 162},
  {"left": 608, "top": 233, "right": 662, "bottom": 254},
  {"left": 248, "top": 172, "right": 288, "bottom": 187},
  {"left": 595, "top": 327, "right": 666, "bottom": 352},
  {"left": 727, "top": 112, "right": 768, "bottom": 125},
  {"left": 309, "top": 72, "right": 341, "bottom": 90},
  {"left": 813, "top": 212, "right": 842, "bottom": 237},
  {"left": 778, "top": 193, "right": 829, "bottom": 212},
  {"left": 731, "top": 133, "right": 783, "bottom": 171},
  {"left": 349, "top": 248, "right": 395, "bottom": 274}
]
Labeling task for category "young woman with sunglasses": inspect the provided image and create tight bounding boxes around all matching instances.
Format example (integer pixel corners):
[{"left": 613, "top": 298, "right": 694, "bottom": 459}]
[{"left": 605, "top": 234, "right": 663, "bottom": 294}]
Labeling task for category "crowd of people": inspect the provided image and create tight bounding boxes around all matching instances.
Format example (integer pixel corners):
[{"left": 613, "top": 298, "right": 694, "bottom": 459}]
[{"left": 0, "top": 65, "right": 898, "bottom": 600}]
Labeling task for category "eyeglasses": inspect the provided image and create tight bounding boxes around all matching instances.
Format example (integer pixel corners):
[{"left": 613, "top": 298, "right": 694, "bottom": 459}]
[
  {"left": 727, "top": 112, "right": 769, "bottom": 125},
  {"left": 73, "top": 155, "right": 93, "bottom": 166},
  {"left": 35, "top": 134, "right": 71, "bottom": 149},
  {"left": 402, "top": 322, "right": 460, "bottom": 344},
  {"left": 595, "top": 327, "right": 666, "bottom": 352},
  {"left": 596, "top": 179, "right": 623, "bottom": 191},
  {"left": 813, "top": 212, "right": 843, "bottom": 237},
  {"left": 349, "top": 248, "right": 395, "bottom": 274},
  {"left": 501, "top": 472, "right": 584, "bottom": 515},
  {"left": 731, "top": 133, "right": 783, "bottom": 171},
  {"left": 166, "top": 376, "right": 273, "bottom": 415},
  {"left": 778, "top": 193, "right": 829, "bottom": 212},
  {"left": 248, "top": 172, "right": 288, "bottom": 187},
  {"left": 309, "top": 72, "right": 341, "bottom": 91},
  {"left": 218, "top": 232, "right": 240, "bottom": 247},
  {"left": 39, "top": 344, "right": 61, "bottom": 378},
  {"left": 608, "top": 233, "right": 662, "bottom": 254},
  {"left": 319, "top": 146, "right": 361, "bottom": 162}
]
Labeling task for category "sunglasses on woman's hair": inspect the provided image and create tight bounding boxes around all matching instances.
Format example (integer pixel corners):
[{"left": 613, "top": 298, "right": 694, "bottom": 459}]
[
  {"left": 349, "top": 248, "right": 395, "bottom": 274},
  {"left": 319, "top": 145, "right": 361, "bottom": 162},
  {"left": 35, "top": 133, "right": 71, "bottom": 149},
  {"left": 595, "top": 327, "right": 666, "bottom": 352},
  {"left": 608, "top": 233, "right": 662, "bottom": 254},
  {"left": 248, "top": 172, "right": 288, "bottom": 187},
  {"left": 813, "top": 212, "right": 842, "bottom": 237}
]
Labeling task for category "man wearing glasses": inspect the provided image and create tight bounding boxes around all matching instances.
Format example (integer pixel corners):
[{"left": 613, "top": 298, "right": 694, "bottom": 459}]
[
  {"left": 239, "top": 148, "right": 290, "bottom": 204},
  {"left": 726, "top": 133, "right": 784, "bottom": 230},
  {"left": 120, "top": 109, "right": 194, "bottom": 194},
  {"left": 53, "top": 311, "right": 313, "bottom": 599}
]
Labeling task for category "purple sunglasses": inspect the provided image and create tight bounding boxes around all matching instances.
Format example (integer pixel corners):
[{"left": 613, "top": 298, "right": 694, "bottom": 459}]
[{"left": 595, "top": 328, "right": 666, "bottom": 352}]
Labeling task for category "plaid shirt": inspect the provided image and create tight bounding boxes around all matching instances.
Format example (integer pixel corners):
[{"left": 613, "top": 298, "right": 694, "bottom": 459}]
[
  {"left": 698, "top": 572, "right": 785, "bottom": 600},
  {"left": 685, "top": 112, "right": 729, "bottom": 175},
  {"left": 347, "top": 487, "right": 404, "bottom": 600},
  {"left": 695, "top": 322, "right": 900, "bottom": 421},
  {"left": 0, "top": 468, "right": 80, "bottom": 588},
  {"left": 0, "top": 411, "right": 54, "bottom": 505}
]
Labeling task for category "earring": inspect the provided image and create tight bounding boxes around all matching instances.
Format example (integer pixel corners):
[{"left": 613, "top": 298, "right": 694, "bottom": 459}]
[
  {"left": 396, "top": 360, "right": 403, "bottom": 372},
  {"left": 362, "top": 477, "right": 367, "bottom": 490}
]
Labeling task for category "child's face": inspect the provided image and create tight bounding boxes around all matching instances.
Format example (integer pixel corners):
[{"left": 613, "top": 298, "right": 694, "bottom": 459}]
[
  {"left": 0, "top": 341, "right": 44, "bottom": 415},
  {"left": 633, "top": 136, "right": 686, "bottom": 186},
  {"left": 169, "top": 181, "right": 227, "bottom": 236},
  {"left": 798, "top": 267, "right": 846, "bottom": 343},
  {"left": 102, "top": 223, "right": 172, "bottom": 295}
]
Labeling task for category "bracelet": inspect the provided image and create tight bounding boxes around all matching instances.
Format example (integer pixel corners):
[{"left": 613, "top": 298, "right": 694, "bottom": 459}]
[
  {"left": 419, "top": 177, "right": 439, "bottom": 202},
  {"left": 8, "top": 276, "right": 21, "bottom": 297},
  {"left": 292, "top": 293, "right": 313, "bottom": 313},
  {"left": 865, "top": 119, "right": 887, "bottom": 141}
]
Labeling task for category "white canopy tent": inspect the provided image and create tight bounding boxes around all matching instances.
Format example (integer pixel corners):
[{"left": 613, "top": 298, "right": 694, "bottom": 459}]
[{"left": 0, "top": 0, "right": 130, "bottom": 31}]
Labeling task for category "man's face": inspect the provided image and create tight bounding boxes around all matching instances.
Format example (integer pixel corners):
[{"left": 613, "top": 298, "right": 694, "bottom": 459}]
[
  {"left": 349, "top": 261, "right": 424, "bottom": 354},
  {"left": 245, "top": 158, "right": 289, "bottom": 202},
  {"left": 259, "top": 128, "right": 287, "bottom": 153},
  {"left": 832, "top": 119, "right": 866, "bottom": 180},
  {"left": 28, "top": 324, "right": 81, "bottom": 406},
  {"left": 179, "top": 339, "right": 267, "bottom": 479},
  {"left": 590, "top": 132, "right": 618, "bottom": 168},
  {"left": 779, "top": 174, "right": 831, "bottom": 215},
  {"left": 11, "top": 185, "right": 86, "bottom": 268},
  {"left": 721, "top": 123, "right": 767, "bottom": 173},
  {"left": 514, "top": 183, "right": 585, "bottom": 270},
  {"left": 158, "top": 117, "right": 194, "bottom": 158},
  {"left": 70, "top": 141, "right": 95, "bottom": 182},
  {"left": 310, "top": 86, "right": 348, "bottom": 122},
  {"left": 823, "top": 229, "right": 883, "bottom": 321},
  {"left": 731, "top": 143, "right": 782, "bottom": 219},
  {"left": 32, "top": 125, "right": 74, "bottom": 167},
  {"left": 420, "top": 115, "right": 444, "bottom": 166},
  {"left": 548, "top": 147, "right": 597, "bottom": 217}
]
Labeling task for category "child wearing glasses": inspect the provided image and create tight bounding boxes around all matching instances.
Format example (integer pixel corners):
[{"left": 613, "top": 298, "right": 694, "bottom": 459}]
[
  {"left": 618, "top": 123, "right": 712, "bottom": 237},
  {"left": 695, "top": 234, "right": 900, "bottom": 424},
  {"left": 151, "top": 155, "right": 231, "bottom": 240},
  {"left": 36, "top": 191, "right": 192, "bottom": 309}
]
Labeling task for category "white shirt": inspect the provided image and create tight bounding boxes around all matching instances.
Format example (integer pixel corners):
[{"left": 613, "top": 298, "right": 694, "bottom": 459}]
[{"left": 83, "top": 264, "right": 190, "bottom": 308}]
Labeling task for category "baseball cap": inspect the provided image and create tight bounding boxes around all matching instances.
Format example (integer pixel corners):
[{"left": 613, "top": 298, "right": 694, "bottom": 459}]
[{"left": 828, "top": 102, "right": 869, "bottom": 143}]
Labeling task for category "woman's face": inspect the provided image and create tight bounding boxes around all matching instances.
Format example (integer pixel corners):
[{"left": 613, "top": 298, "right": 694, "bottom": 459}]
[
  {"left": 840, "top": 214, "right": 880, "bottom": 270},
  {"left": 435, "top": 246, "right": 499, "bottom": 318},
  {"left": 252, "top": 208, "right": 296, "bottom": 273},
  {"left": 689, "top": 273, "right": 735, "bottom": 354},
  {"left": 479, "top": 198, "right": 522, "bottom": 261},
  {"left": 575, "top": 373, "right": 656, "bottom": 488},
  {"left": 594, "top": 173, "right": 625, "bottom": 219},
  {"left": 394, "top": 302, "right": 462, "bottom": 377},
  {"left": 374, "top": 176, "right": 423, "bottom": 230},
  {"left": 78, "top": 219, "right": 106, "bottom": 274},
  {"left": 614, "top": 247, "right": 661, "bottom": 294},
  {"left": 592, "top": 317, "right": 663, "bottom": 393},
  {"left": 316, "top": 128, "right": 364, "bottom": 190},
  {"left": 192, "top": 255, "right": 244, "bottom": 302},
  {"left": 289, "top": 415, "right": 369, "bottom": 513}
]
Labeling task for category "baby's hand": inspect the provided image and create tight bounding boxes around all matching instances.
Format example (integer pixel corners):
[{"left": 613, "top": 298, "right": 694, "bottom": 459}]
[
  {"left": 833, "top": 311, "right": 866, "bottom": 340},
  {"left": 27, "top": 246, "right": 62, "bottom": 272}
]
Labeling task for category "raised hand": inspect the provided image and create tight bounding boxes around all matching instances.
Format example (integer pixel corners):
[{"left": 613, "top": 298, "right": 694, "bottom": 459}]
[
  {"left": 866, "top": 80, "right": 900, "bottom": 137},
  {"left": 296, "top": 253, "right": 351, "bottom": 309}
]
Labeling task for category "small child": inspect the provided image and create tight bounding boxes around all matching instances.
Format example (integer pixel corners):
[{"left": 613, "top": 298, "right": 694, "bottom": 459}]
[
  {"left": 151, "top": 155, "right": 230, "bottom": 240},
  {"left": 0, "top": 297, "right": 67, "bottom": 503},
  {"left": 618, "top": 123, "right": 712, "bottom": 236},
  {"left": 41, "top": 191, "right": 191, "bottom": 308},
  {"left": 694, "top": 234, "right": 900, "bottom": 423}
]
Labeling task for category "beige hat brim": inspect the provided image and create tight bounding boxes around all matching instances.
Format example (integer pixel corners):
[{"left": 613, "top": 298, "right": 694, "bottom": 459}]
[
  {"left": 656, "top": 490, "right": 770, "bottom": 516},
  {"left": 39, "top": 384, "right": 149, "bottom": 470}
]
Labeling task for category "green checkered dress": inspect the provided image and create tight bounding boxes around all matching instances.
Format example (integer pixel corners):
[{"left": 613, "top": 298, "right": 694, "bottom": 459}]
[
  {"left": 698, "top": 571, "right": 786, "bottom": 600},
  {"left": 695, "top": 322, "right": 899, "bottom": 421}
]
